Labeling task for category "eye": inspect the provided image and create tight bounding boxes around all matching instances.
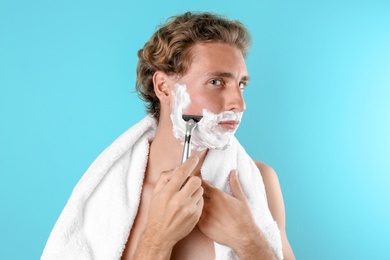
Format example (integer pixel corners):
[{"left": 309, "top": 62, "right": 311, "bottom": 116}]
[
  {"left": 209, "top": 79, "right": 222, "bottom": 86},
  {"left": 239, "top": 82, "right": 247, "bottom": 90}
]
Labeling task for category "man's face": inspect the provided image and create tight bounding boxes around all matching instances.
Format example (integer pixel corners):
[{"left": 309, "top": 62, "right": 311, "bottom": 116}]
[{"left": 175, "top": 42, "right": 249, "bottom": 132}]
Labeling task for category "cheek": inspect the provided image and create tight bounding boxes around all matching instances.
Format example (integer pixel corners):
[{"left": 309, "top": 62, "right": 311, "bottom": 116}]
[
  {"left": 182, "top": 94, "right": 205, "bottom": 115},
  {"left": 184, "top": 93, "right": 220, "bottom": 115}
]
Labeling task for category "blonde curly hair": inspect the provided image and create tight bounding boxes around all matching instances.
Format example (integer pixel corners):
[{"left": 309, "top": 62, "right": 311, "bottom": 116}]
[{"left": 136, "top": 12, "right": 251, "bottom": 119}]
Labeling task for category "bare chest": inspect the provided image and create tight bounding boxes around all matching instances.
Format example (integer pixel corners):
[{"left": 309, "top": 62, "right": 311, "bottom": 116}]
[{"left": 171, "top": 226, "right": 215, "bottom": 260}]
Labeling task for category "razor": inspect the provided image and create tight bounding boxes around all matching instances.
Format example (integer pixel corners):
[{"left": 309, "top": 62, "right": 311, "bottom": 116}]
[{"left": 181, "top": 115, "right": 203, "bottom": 164}]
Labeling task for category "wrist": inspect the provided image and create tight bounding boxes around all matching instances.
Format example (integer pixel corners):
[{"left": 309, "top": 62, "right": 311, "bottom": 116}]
[
  {"left": 233, "top": 227, "right": 276, "bottom": 260},
  {"left": 134, "top": 228, "right": 174, "bottom": 260}
]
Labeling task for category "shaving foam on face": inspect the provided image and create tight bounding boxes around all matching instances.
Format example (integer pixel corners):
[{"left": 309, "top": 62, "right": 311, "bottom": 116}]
[
  {"left": 170, "top": 84, "right": 191, "bottom": 142},
  {"left": 170, "top": 84, "right": 243, "bottom": 151}
]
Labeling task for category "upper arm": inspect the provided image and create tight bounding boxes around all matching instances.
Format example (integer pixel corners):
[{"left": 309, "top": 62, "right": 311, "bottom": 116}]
[{"left": 254, "top": 160, "right": 295, "bottom": 260}]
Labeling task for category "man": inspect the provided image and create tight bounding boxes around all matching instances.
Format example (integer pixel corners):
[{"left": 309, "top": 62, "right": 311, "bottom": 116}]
[{"left": 42, "top": 12, "right": 294, "bottom": 260}]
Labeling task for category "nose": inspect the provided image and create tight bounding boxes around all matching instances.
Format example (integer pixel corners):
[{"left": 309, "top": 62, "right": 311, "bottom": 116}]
[{"left": 225, "top": 84, "right": 246, "bottom": 112}]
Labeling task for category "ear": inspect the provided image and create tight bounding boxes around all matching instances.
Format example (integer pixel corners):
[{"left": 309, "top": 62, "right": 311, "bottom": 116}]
[{"left": 153, "top": 71, "right": 172, "bottom": 105}]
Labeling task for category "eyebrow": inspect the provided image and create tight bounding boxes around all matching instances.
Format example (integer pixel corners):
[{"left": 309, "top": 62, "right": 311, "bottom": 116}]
[{"left": 207, "top": 72, "right": 250, "bottom": 82}]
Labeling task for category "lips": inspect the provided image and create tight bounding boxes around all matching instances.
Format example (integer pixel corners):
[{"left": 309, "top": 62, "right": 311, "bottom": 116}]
[{"left": 218, "top": 120, "right": 240, "bottom": 130}]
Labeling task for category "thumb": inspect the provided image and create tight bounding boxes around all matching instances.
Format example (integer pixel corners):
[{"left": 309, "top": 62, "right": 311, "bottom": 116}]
[{"left": 229, "top": 170, "right": 246, "bottom": 201}]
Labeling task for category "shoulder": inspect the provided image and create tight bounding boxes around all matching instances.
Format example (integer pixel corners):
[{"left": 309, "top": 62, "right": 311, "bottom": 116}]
[
  {"left": 253, "top": 160, "right": 285, "bottom": 228},
  {"left": 253, "top": 160, "right": 282, "bottom": 196},
  {"left": 253, "top": 160, "right": 296, "bottom": 260},
  {"left": 253, "top": 160, "right": 278, "bottom": 183}
]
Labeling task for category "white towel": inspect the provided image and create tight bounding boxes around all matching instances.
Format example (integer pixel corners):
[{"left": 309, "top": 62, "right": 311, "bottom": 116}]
[
  {"left": 202, "top": 139, "right": 283, "bottom": 259},
  {"left": 42, "top": 115, "right": 283, "bottom": 260}
]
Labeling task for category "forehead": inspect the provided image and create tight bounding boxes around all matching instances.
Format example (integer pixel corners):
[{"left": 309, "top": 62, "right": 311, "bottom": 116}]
[{"left": 186, "top": 42, "right": 248, "bottom": 77}]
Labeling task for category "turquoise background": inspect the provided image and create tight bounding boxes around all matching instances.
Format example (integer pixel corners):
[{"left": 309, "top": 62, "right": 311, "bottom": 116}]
[{"left": 1, "top": 0, "right": 389, "bottom": 259}]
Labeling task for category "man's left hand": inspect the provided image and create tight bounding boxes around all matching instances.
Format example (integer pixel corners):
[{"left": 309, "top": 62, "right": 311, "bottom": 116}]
[{"left": 198, "top": 170, "right": 256, "bottom": 249}]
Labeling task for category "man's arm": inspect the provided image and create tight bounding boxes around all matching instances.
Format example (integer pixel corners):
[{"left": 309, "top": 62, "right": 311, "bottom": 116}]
[
  {"left": 254, "top": 160, "right": 296, "bottom": 260},
  {"left": 133, "top": 156, "right": 204, "bottom": 260}
]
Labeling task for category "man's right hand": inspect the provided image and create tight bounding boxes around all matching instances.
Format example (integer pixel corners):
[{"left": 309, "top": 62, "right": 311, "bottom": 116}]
[{"left": 136, "top": 155, "right": 204, "bottom": 258}]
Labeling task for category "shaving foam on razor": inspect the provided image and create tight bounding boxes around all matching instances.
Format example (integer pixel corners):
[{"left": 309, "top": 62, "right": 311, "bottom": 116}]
[{"left": 170, "top": 84, "right": 243, "bottom": 152}]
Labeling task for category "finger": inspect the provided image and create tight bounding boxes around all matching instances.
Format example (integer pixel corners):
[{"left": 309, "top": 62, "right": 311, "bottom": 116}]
[
  {"left": 191, "top": 185, "right": 204, "bottom": 202},
  {"left": 195, "top": 195, "right": 204, "bottom": 220},
  {"left": 167, "top": 155, "right": 199, "bottom": 191},
  {"left": 187, "top": 186, "right": 204, "bottom": 214},
  {"left": 196, "top": 195, "right": 204, "bottom": 213},
  {"left": 180, "top": 176, "right": 202, "bottom": 197},
  {"left": 229, "top": 170, "right": 247, "bottom": 201},
  {"left": 153, "top": 168, "right": 176, "bottom": 194},
  {"left": 182, "top": 158, "right": 201, "bottom": 186}
]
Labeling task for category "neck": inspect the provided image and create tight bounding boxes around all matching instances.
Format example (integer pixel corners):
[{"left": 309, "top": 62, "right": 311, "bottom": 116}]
[{"left": 145, "top": 115, "right": 207, "bottom": 185}]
